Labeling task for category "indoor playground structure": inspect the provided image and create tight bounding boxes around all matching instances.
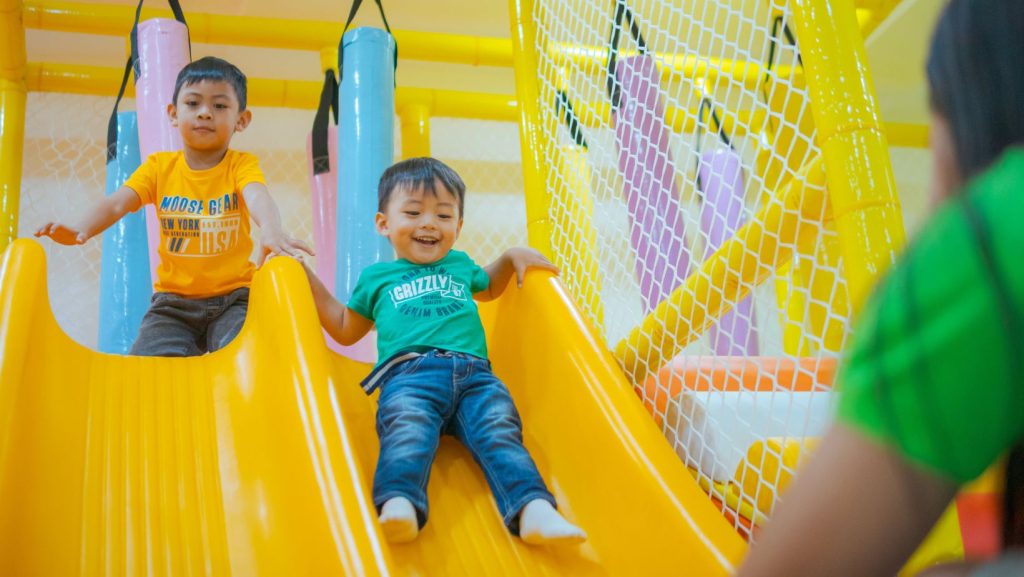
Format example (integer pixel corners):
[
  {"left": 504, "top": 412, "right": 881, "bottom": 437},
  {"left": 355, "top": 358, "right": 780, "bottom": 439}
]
[{"left": 0, "top": 0, "right": 997, "bottom": 575}]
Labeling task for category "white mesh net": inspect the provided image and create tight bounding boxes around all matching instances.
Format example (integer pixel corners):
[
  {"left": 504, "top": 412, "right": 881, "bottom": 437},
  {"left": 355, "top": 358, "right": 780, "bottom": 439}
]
[{"left": 530, "top": 0, "right": 852, "bottom": 535}]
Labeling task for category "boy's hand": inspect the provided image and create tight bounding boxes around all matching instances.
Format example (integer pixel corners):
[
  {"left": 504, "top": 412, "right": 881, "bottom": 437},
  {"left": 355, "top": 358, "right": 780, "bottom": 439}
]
[
  {"left": 504, "top": 247, "right": 558, "bottom": 287},
  {"left": 257, "top": 231, "right": 314, "bottom": 266},
  {"left": 35, "top": 222, "right": 87, "bottom": 245}
]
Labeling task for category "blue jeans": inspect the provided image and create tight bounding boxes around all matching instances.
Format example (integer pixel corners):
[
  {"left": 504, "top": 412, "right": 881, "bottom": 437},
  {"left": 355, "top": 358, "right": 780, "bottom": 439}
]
[
  {"left": 373, "top": 350, "right": 556, "bottom": 534},
  {"left": 129, "top": 288, "right": 249, "bottom": 357}
]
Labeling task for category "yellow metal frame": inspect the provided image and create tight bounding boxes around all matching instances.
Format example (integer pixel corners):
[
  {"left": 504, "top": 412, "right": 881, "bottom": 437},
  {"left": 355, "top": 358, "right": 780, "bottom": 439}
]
[
  {"left": 0, "top": 0, "right": 26, "bottom": 253},
  {"left": 550, "top": 42, "right": 799, "bottom": 90},
  {"left": 507, "top": 0, "right": 608, "bottom": 322},
  {"left": 24, "top": 62, "right": 926, "bottom": 147},
  {"left": 507, "top": 0, "right": 554, "bottom": 258},
  {"left": 791, "top": 0, "right": 905, "bottom": 312},
  {"left": 615, "top": 157, "right": 828, "bottom": 384},
  {"left": 24, "top": 62, "right": 519, "bottom": 120},
  {"left": 24, "top": 0, "right": 513, "bottom": 67},
  {"left": 398, "top": 103, "right": 431, "bottom": 159}
]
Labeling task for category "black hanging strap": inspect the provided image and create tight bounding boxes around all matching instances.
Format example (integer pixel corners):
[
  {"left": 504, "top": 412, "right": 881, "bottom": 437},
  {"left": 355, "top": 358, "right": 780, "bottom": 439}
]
[
  {"left": 765, "top": 14, "right": 802, "bottom": 75},
  {"left": 311, "top": 69, "right": 339, "bottom": 175},
  {"left": 556, "top": 90, "right": 588, "bottom": 149},
  {"left": 759, "top": 12, "right": 802, "bottom": 133},
  {"left": 605, "top": 0, "right": 649, "bottom": 110},
  {"left": 336, "top": 0, "right": 398, "bottom": 91},
  {"left": 106, "top": 57, "right": 137, "bottom": 163},
  {"left": 697, "top": 98, "right": 733, "bottom": 149},
  {"left": 694, "top": 97, "right": 734, "bottom": 193},
  {"left": 106, "top": 0, "right": 191, "bottom": 163}
]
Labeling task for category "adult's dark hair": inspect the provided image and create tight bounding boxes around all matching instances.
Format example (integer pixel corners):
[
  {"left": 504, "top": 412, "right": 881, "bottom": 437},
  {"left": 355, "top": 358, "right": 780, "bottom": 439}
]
[
  {"left": 377, "top": 157, "right": 467, "bottom": 215},
  {"left": 171, "top": 56, "right": 248, "bottom": 111},
  {"left": 926, "top": 0, "right": 1024, "bottom": 181}
]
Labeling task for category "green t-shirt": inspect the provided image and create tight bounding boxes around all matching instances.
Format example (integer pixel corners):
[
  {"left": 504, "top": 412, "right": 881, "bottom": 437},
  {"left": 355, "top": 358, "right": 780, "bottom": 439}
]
[
  {"left": 348, "top": 249, "right": 492, "bottom": 367},
  {"left": 838, "top": 148, "right": 1024, "bottom": 485}
]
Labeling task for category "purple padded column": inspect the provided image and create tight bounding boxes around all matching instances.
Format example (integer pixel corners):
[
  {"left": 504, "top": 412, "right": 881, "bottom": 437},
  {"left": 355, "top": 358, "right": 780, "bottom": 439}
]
[
  {"left": 613, "top": 55, "right": 691, "bottom": 312},
  {"left": 698, "top": 147, "right": 758, "bottom": 355}
]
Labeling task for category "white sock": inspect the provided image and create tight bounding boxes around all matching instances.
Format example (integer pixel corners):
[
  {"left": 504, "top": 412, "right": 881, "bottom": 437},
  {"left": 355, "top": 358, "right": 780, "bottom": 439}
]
[
  {"left": 379, "top": 497, "right": 419, "bottom": 543},
  {"left": 518, "top": 499, "right": 586, "bottom": 545}
]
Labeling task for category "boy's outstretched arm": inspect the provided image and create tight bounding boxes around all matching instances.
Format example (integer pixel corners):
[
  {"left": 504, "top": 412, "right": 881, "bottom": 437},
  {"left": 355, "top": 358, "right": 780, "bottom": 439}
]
[
  {"left": 301, "top": 261, "right": 373, "bottom": 345},
  {"left": 35, "top": 186, "right": 141, "bottom": 245},
  {"left": 475, "top": 247, "right": 558, "bottom": 302},
  {"left": 242, "top": 182, "right": 314, "bottom": 265}
]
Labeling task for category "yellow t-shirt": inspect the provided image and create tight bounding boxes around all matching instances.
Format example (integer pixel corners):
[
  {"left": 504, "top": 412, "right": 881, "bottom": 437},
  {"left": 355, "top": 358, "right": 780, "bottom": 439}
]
[{"left": 125, "top": 150, "right": 264, "bottom": 297}]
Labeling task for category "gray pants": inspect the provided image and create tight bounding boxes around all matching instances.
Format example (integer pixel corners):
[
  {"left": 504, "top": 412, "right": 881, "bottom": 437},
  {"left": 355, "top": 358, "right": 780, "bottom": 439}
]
[{"left": 129, "top": 287, "right": 250, "bottom": 357}]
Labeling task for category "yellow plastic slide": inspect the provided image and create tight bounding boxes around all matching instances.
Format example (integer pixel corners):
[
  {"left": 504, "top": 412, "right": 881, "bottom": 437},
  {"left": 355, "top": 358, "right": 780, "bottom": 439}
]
[{"left": 0, "top": 239, "right": 744, "bottom": 575}]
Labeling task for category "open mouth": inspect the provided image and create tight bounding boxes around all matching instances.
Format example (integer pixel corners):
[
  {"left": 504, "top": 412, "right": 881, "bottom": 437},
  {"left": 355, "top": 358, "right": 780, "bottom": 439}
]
[{"left": 413, "top": 237, "right": 439, "bottom": 247}]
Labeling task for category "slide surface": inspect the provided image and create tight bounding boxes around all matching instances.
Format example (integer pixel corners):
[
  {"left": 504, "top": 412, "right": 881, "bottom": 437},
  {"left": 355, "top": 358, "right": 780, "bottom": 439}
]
[{"left": 0, "top": 239, "right": 744, "bottom": 575}]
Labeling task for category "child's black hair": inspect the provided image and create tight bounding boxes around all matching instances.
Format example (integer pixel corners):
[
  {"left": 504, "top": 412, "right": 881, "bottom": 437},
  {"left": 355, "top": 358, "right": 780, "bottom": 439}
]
[
  {"left": 171, "top": 56, "right": 248, "bottom": 111},
  {"left": 377, "top": 157, "right": 467, "bottom": 216}
]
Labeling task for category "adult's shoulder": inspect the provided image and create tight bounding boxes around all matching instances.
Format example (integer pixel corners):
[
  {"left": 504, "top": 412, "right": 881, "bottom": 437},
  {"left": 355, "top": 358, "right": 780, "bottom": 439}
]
[{"left": 964, "top": 147, "right": 1024, "bottom": 306}]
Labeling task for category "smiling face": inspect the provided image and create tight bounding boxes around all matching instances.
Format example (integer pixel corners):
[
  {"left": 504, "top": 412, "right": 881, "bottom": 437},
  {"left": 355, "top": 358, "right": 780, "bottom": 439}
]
[
  {"left": 375, "top": 181, "right": 463, "bottom": 264},
  {"left": 168, "top": 79, "right": 251, "bottom": 156}
]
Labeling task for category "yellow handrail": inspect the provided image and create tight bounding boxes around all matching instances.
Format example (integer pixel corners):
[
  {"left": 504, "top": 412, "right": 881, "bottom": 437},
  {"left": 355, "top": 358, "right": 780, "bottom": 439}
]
[
  {"left": 398, "top": 103, "right": 431, "bottom": 159},
  {"left": 1, "top": 0, "right": 26, "bottom": 253},
  {"left": 507, "top": 0, "right": 554, "bottom": 259}
]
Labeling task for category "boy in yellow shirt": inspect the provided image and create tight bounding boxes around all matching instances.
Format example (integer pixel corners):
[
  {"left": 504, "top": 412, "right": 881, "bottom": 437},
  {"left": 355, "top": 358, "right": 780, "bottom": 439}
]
[{"left": 36, "top": 56, "right": 311, "bottom": 356}]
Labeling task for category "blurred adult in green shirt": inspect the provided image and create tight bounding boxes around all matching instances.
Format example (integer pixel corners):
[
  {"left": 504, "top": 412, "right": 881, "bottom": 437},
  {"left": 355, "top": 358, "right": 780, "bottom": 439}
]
[{"left": 739, "top": 1, "right": 1024, "bottom": 575}]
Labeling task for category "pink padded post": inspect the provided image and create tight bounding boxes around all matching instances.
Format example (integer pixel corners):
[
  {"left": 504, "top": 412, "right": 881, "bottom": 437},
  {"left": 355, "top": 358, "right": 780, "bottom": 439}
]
[{"left": 134, "top": 18, "right": 189, "bottom": 282}]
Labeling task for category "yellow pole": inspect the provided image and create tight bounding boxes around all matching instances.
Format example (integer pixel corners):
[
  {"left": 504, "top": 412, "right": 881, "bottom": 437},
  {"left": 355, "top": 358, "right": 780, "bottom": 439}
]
[
  {"left": 778, "top": 260, "right": 813, "bottom": 356},
  {"left": 549, "top": 42, "right": 800, "bottom": 89},
  {"left": 399, "top": 103, "right": 431, "bottom": 159},
  {"left": 23, "top": 62, "right": 927, "bottom": 147},
  {"left": 778, "top": 163, "right": 850, "bottom": 355},
  {"left": 508, "top": 0, "right": 554, "bottom": 258},
  {"left": 885, "top": 122, "right": 928, "bottom": 148},
  {"left": 24, "top": 62, "right": 523, "bottom": 121},
  {"left": 1, "top": 0, "right": 26, "bottom": 253},
  {"left": 615, "top": 157, "right": 828, "bottom": 384},
  {"left": 23, "top": 0, "right": 513, "bottom": 67},
  {"left": 858, "top": 0, "right": 906, "bottom": 37},
  {"left": 790, "top": 0, "right": 904, "bottom": 312}
]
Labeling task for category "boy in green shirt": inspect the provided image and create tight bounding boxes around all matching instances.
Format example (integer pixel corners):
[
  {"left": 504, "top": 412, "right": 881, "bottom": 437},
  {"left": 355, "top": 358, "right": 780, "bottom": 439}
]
[{"left": 302, "top": 157, "right": 586, "bottom": 545}]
